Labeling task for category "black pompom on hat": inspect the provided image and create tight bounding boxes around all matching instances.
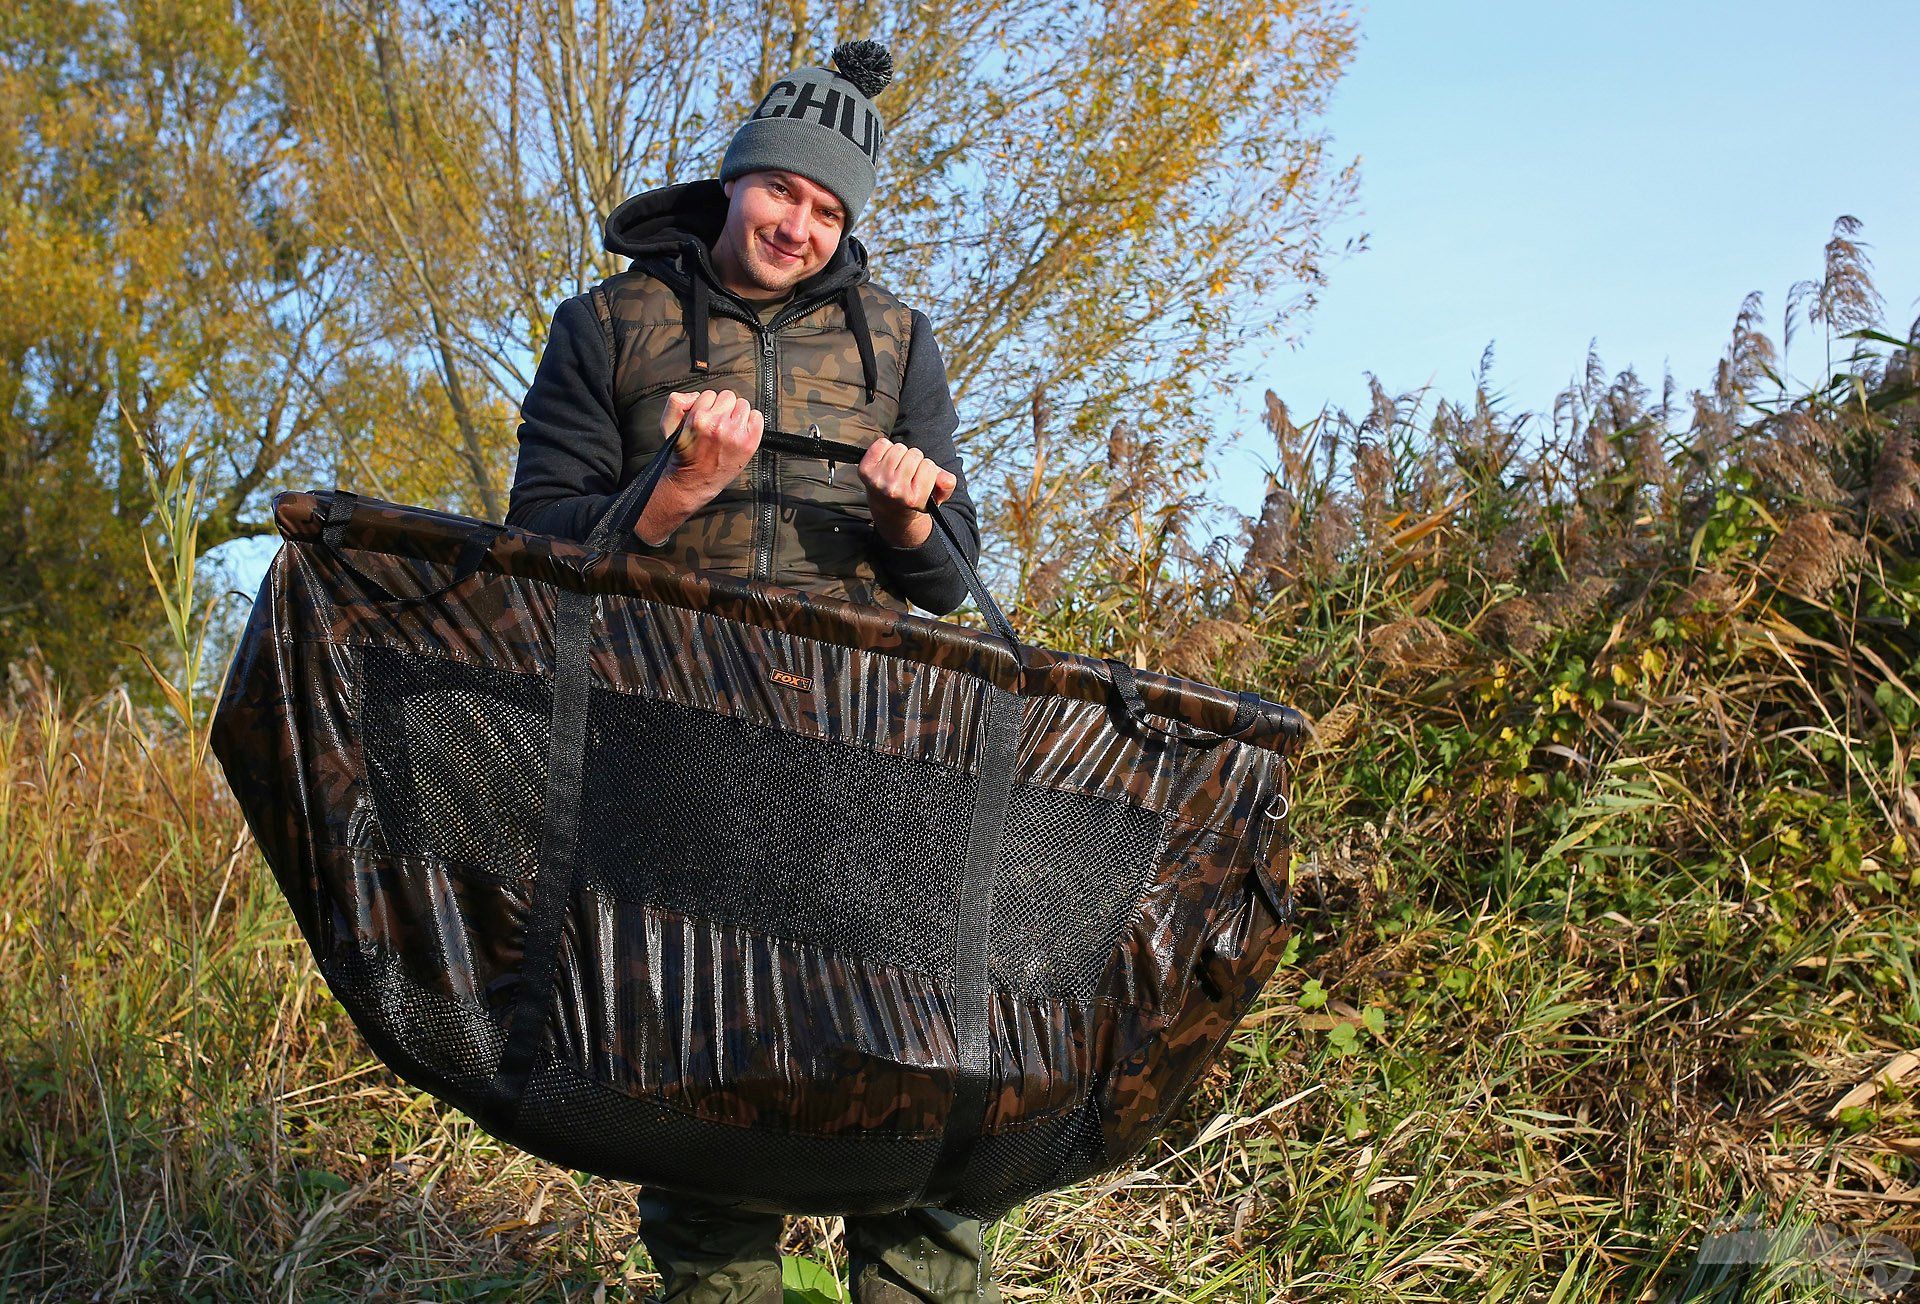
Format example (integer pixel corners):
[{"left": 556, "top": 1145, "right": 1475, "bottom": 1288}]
[{"left": 828, "top": 39, "right": 892, "bottom": 99}]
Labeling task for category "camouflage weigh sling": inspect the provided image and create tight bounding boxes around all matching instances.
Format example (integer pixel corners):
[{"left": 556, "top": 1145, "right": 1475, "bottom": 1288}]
[{"left": 210, "top": 420, "right": 1307, "bottom": 1219}]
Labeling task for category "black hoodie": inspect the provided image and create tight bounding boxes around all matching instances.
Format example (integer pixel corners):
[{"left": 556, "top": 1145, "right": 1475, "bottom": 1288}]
[{"left": 505, "top": 179, "right": 980, "bottom": 616}]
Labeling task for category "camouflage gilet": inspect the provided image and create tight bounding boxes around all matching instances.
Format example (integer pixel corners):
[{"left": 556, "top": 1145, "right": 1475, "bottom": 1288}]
[{"left": 589, "top": 258, "right": 917, "bottom": 610}]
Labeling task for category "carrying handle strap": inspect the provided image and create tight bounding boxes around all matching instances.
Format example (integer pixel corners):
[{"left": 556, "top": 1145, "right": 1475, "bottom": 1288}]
[
  {"left": 926, "top": 501, "right": 1020, "bottom": 650},
  {"left": 587, "top": 418, "right": 1024, "bottom": 655},
  {"left": 584, "top": 408, "right": 696, "bottom": 554},
  {"left": 1103, "top": 657, "right": 1264, "bottom": 747},
  {"left": 320, "top": 490, "right": 503, "bottom": 606}
]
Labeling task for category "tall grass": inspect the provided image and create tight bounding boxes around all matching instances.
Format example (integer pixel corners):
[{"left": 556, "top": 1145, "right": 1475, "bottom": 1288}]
[{"left": 2, "top": 218, "right": 1916, "bottom": 1300}]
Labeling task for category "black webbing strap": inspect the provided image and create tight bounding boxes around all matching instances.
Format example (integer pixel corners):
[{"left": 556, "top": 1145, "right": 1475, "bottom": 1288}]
[
  {"left": 1104, "top": 657, "right": 1263, "bottom": 746},
  {"left": 311, "top": 485, "right": 591, "bottom": 1126},
  {"left": 761, "top": 426, "right": 864, "bottom": 463},
  {"left": 481, "top": 581, "right": 595, "bottom": 1128},
  {"left": 478, "top": 413, "right": 844, "bottom": 1128},
  {"left": 759, "top": 425, "right": 1021, "bottom": 651},
  {"left": 587, "top": 410, "right": 696, "bottom": 551},
  {"left": 478, "top": 421, "right": 695, "bottom": 1126},
  {"left": 919, "top": 681, "right": 1024, "bottom": 1206},
  {"left": 768, "top": 425, "right": 1021, "bottom": 651},
  {"left": 320, "top": 490, "right": 502, "bottom": 607},
  {"left": 928, "top": 504, "right": 1020, "bottom": 651}
]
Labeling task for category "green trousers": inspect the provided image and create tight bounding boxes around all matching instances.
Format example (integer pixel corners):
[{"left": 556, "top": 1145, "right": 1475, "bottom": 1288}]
[{"left": 634, "top": 1190, "right": 1002, "bottom": 1303}]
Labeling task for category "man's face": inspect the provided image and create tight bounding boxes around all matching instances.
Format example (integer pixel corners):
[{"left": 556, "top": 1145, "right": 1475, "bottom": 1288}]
[{"left": 717, "top": 170, "right": 845, "bottom": 296}]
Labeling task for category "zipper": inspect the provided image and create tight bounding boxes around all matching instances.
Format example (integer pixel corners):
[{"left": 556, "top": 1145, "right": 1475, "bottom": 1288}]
[
  {"left": 693, "top": 278, "right": 837, "bottom": 584},
  {"left": 754, "top": 329, "right": 778, "bottom": 580},
  {"left": 752, "top": 297, "right": 837, "bottom": 583}
]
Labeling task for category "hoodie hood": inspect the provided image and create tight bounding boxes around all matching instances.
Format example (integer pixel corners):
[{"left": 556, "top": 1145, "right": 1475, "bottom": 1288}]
[{"left": 602, "top": 179, "right": 880, "bottom": 401}]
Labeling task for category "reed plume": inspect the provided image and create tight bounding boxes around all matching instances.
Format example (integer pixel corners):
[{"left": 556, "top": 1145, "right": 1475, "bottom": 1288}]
[
  {"left": 1762, "top": 509, "right": 1868, "bottom": 600},
  {"left": 1809, "top": 214, "right": 1884, "bottom": 336}
]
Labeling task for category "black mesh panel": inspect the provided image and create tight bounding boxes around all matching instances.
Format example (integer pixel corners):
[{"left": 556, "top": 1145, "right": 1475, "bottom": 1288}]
[
  {"left": 989, "top": 785, "right": 1165, "bottom": 1000},
  {"left": 942, "top": 1103, "right": 1109, "bottom": 1220},
  {"left": 326, "top": 945, "right": 507, "bottom": 1096},
  {"left": 361, "top": 646, "right": 550, "bottom": 880},
  {"left": 577, "top": 686, "right": 974, "bottom": 976}
]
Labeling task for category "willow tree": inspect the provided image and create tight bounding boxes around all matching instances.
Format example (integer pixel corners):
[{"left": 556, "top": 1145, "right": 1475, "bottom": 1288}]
[
  {"left": 0, "top": 0, "right": 377, "bottom": 691},
  {"left": 261, "top": 0, "right": 1359, "bottom": 513}
]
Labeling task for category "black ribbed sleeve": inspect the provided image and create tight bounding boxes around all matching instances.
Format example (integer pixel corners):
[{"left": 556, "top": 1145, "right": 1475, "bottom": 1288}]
[
  {"left": 505, "top": 296, "right": 621, "bottom": 542},
  {"left": 871, "top": 309, "right": 980, "bottom": 616}
]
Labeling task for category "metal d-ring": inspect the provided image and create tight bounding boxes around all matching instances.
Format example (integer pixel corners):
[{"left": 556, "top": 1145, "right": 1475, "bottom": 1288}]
[{"left": 811, "top": 422, "right": 836, "bottom": 485}]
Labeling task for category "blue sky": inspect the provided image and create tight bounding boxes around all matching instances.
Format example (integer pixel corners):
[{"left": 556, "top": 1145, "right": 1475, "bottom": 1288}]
[{"left": 1212, "top": 0, "right": 1920, "bottom": 512}]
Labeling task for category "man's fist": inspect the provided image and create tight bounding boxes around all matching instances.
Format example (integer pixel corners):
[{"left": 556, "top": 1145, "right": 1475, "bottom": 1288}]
[
  {"left": 859, "top": 437, "right": 957, "bottom": 550},
  {"left": 661, "top": 389, "right": 763, "bottom": 481},
  {"left": 634, "top": 390, "right": 764, "bottom": 546}
]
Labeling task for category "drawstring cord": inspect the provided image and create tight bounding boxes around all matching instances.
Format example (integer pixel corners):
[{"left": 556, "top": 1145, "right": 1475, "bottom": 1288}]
[
  {"left": 841, "top": 286, "right": 878, "bottom": 404},
  {"left": 679, "top": 244, "right": 874, "bottom": 406}
]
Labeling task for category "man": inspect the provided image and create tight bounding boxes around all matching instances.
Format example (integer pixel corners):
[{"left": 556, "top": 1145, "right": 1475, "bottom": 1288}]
[
  {"left": 506, "top": 39, "right": 978, "bottom": 619},
  {"left": 505, "top": 39, "right": 1001, "bottom": 1304}
]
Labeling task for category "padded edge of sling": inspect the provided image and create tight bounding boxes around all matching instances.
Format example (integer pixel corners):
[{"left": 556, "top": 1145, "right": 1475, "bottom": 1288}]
[{"left": 273, "top": 489, "right": 1309, "bottom": 755}]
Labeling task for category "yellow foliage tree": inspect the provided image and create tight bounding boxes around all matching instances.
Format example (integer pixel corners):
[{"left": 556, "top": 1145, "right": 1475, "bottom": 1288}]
[{"left": 0, "top": 0, "right": 382, "bottom": 691}]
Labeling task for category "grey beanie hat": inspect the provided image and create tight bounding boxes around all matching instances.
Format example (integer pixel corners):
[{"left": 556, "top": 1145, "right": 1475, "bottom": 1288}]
[{"left": 719, "top": 40, "right": 893, "bottom": 230}]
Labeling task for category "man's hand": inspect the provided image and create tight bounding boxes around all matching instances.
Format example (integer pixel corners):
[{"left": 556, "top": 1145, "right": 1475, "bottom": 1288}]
[
  {"left": 633, "top": 389, "right": 764, "bottom": 546},
  {"left": 859, "top": 437, "right": 957, "bottom": 550}
]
